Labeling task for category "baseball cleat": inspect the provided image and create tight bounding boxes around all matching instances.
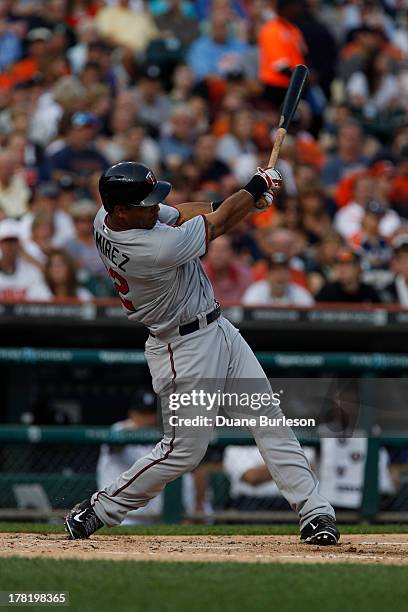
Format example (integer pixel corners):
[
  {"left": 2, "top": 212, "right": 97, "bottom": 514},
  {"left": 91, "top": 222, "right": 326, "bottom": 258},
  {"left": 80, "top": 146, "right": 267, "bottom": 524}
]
[
  {"left": 300, "top": 515, "right": 340, "bottom": 545},
  {"left": 64, "top": 498, "right": 104, "bottom": 540}
]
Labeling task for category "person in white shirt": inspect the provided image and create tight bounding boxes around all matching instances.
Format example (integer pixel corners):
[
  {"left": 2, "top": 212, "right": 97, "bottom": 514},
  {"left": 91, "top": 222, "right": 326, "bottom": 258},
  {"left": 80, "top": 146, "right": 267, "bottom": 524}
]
[
  {"left": 224, "top": 445, "right": 316, "bottom": 511},
  {"left": 0, "top": 150, "right": 31, "bottom": 219},
  {"left": 0, "top": 218, "right": 51, "bottom": 301},
  {"left": 334, "top": 172, "right": 400, "bottom": 240},
  {"left": 19, "top": 182, "right": 76, "bottom": 248},
  {"left": 242, "top": 252, "right": 314, "bottom": 307}
]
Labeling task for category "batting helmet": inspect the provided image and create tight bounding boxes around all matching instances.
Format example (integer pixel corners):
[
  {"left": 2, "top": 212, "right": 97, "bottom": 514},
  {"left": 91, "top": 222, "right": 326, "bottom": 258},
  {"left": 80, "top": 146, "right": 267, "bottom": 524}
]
[{"left": 99, "top": 161, "right": 171, "bottom": 213}]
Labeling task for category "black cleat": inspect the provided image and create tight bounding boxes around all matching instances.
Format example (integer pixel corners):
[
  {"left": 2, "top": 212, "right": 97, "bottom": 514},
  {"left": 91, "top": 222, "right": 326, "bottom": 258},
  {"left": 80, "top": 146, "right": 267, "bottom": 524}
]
[
  {"left": 64, "top": 498, "right": 103, "bottom": 540},
  {"left": 300, "top": 515, "right": 340, "bottom": 545}
]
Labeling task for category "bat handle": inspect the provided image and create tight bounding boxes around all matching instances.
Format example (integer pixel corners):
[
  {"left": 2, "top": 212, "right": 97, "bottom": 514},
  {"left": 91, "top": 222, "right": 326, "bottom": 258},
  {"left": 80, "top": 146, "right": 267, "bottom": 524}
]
[{"left": 268, "top": 127, "right": 287, "bottom": 167}]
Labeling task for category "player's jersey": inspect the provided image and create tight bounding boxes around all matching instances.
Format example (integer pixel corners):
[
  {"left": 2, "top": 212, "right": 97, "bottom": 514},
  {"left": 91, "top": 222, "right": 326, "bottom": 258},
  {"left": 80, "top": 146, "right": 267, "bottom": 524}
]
[{"left": 93, "top": 204, "right": 215, "bottom": 335}]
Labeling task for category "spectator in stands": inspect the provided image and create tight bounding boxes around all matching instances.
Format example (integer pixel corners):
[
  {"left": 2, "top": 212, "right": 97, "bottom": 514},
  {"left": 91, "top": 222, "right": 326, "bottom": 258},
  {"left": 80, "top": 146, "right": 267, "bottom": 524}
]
[
  {"left": 258, "top": 0, "right": 307, "bottom": 107},
  {"left": 44, "top": 248, "right": 93, "bottom": 301},
  {"left": 159, "top": 104, "right": 197, "bottom": 170},
  {"left": 42, "top": 112, "right": 108, "bottom": 189},
  {"left": 252, "top": 227, "right": 308, "bottom": 288},
  {"left": 370, "top": 161, "right": 401, "bottom": 237},
  {"left": 133, "top": 65, "right": 171, "bottom": 137},
  {"left": 22, "top": 211, "right": 54, "bottom": 267},
  {"left": 321, "top": 121, "right": 368, "bottom": 197},
  {"left": 0, "top": 218, "right": 51, "bottom": 300},
  {"left": 187, "top": 11, "right": 249, "bottom": 81},
  {"left": 243, "top": 252, "right": 314, "bottom": 306},
  {"left": 0, "top": 27, "right": 51, "bottom": 91},
  {"left": 95, "top": 0, "right": 158, "bottom": 54},
  {"left": 118, "top": 124, "right": 161, "bottom": 175},
  {"left": 63, "top": 199, "right": 109, "bottom": 296},
  {"left": 227, "top": 216, "right": 264, "bottom": 265},
  {"left": 338, "top": 26, "right": 384, "bottom": 82},
  {"left": 350, "top": 200, "right": 393, "bottom": 289},
  {"left": 190, "top": 133, "right": 234, "bottom": 195},
  {"left": 306, "top": 230, "right": 344, "bottom": 295},
  {"left": 154, "top": 0, "right": 200, "bottom": 49},
  {"left": 382, "top": 236, "right": 408, "bottom": 307},
  {"left": 20, "top": 181, "right": 75, "bottom": 248},
  {"left": 316, "top": 247, "right": 381, "bottom": 303},
  {"left": 216, "top": 108, "right": 257, "bottom": 171},
  {"left": 298, "top": 185, "right": 332, "bottom": 245},
  {"left": 346, "top": 49, "right": 401, "bottom": 114},
  {"left": 0, "top": 17, "right": 22, "bottom": 70},
  {"left": 100, "top": 110, "right": 161, "bottom": 171},
  {"left": 169, "top": 64, "right": 196, "bottom": 104},
  {"left": 335, "top": 171, "right": 400, "bottom": 241},
  {"left": 0, "top": 149, "right": 30, "bottom": 219},
  {"left": 203, "top": 235, "right": 252, "bottom": 305}
]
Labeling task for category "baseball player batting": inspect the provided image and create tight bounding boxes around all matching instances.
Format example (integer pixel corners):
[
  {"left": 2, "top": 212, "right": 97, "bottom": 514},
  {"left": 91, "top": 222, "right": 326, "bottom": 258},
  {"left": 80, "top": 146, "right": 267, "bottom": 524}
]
[{"left": 64, "top": 161, "right": 339, "bottom": 545}]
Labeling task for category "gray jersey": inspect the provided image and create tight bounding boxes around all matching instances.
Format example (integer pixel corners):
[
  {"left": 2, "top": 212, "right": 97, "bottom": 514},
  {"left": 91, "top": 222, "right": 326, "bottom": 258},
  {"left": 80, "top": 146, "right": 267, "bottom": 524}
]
[{"left": 93, "top": 204, "right": 215, "bottom": 334}]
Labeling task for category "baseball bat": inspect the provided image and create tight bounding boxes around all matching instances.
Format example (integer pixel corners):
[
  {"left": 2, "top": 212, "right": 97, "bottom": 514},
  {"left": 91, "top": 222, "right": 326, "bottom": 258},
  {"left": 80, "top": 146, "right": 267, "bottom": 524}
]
[{"left": 268, "top": 64, "right": 309, "bottom": 167}]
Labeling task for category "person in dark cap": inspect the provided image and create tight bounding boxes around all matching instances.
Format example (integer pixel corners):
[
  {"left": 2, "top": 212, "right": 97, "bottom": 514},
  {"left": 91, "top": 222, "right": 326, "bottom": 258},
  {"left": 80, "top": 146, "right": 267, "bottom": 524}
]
[
  {"left": 42, "top": 112, "right": 108, "bottom": 189},
  {"left": 243, "top": 251, "right": 314, "bottom": 306},
  {"left": 316, "top": 247, "right": 381, "bottom": 303},
  {"left": 381, "top": 235, "right": 408, "bottom": 306}
]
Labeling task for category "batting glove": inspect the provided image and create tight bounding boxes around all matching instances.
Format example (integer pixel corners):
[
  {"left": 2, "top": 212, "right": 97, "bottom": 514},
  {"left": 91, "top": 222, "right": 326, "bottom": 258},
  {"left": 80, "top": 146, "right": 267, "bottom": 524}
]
[
  {"left": 254, "top": 167, "right": 283, "bottom": 193},
  {"left": 243, "top": 167, "right": 283, "bottom": 201}
]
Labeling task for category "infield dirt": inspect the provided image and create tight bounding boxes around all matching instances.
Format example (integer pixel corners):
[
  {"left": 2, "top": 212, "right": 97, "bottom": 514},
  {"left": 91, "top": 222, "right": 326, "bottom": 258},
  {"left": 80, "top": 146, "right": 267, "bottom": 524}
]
[{"left": 0, "top": 532, "right": 407, "bottom": 565}]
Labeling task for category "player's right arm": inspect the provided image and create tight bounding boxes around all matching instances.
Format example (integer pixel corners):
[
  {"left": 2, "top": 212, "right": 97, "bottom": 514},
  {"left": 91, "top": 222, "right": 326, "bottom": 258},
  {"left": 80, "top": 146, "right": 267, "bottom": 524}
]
[
  {"left": 155, "top": 168, "right": 282, "bottom": 268},
  {"left": 204, "top": 167, "right": 282, "bottom": 240}
]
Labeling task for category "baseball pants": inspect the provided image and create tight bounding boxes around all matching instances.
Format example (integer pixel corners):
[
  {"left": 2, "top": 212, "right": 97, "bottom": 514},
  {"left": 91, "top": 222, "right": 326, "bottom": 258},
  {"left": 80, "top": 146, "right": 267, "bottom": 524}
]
[{"left": 92, "top": 316, "right": 335, "bottom": 528}]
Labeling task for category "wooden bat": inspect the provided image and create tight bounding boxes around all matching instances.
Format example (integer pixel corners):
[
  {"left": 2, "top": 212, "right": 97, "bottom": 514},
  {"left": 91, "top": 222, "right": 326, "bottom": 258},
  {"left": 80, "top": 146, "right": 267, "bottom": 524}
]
[{"left": 268, "top": 64, "right": 309, "bottom": 167}]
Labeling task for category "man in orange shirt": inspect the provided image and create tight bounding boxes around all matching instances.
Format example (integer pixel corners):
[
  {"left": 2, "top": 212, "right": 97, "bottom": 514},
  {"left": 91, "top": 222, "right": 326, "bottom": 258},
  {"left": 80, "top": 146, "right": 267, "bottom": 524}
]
[{"left": 258, "top": 0, "right": 307, "bottom": 107}]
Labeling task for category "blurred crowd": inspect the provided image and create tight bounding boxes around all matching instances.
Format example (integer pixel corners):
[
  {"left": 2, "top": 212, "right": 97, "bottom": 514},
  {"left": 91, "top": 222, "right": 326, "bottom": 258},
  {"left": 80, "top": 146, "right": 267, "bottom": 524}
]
[{"left": 0, "top": 0, "right": 407, "bottom": 306}]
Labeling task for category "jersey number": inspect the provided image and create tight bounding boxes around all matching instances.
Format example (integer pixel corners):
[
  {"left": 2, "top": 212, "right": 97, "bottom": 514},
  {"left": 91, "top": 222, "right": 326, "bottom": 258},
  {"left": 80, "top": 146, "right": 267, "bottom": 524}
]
[{"left": 109, "top": 268, "right": 136, "bottom": 312}]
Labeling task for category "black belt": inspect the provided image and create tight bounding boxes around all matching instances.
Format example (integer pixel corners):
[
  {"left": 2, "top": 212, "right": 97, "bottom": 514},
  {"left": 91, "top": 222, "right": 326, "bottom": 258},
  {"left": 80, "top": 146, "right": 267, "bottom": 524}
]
[{"left": 150, "top": 303, "right": 221, "bottom": 338}]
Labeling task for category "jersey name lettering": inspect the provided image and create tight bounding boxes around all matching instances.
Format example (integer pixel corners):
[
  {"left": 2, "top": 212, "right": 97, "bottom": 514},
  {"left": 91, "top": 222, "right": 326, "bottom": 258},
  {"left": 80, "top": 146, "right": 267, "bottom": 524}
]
[{"left": 94, "top": 230, "right": 130, "bottom": 271}]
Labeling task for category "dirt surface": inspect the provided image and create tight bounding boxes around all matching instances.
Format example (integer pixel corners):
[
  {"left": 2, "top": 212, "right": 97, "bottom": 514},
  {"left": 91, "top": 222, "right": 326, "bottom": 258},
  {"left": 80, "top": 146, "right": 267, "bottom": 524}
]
[{"left": 1, "top": 533, "right": 408, "bottom": 565}]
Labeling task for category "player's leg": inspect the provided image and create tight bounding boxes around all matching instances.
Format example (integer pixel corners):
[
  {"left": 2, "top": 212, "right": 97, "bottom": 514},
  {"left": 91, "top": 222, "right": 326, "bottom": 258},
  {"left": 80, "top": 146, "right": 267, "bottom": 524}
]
[
  {"left": 82, "top": 325, "right": 229, "bottom": 531},
  {"left": 220, "top": 317, "right": 338, "bottom": 543}
]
